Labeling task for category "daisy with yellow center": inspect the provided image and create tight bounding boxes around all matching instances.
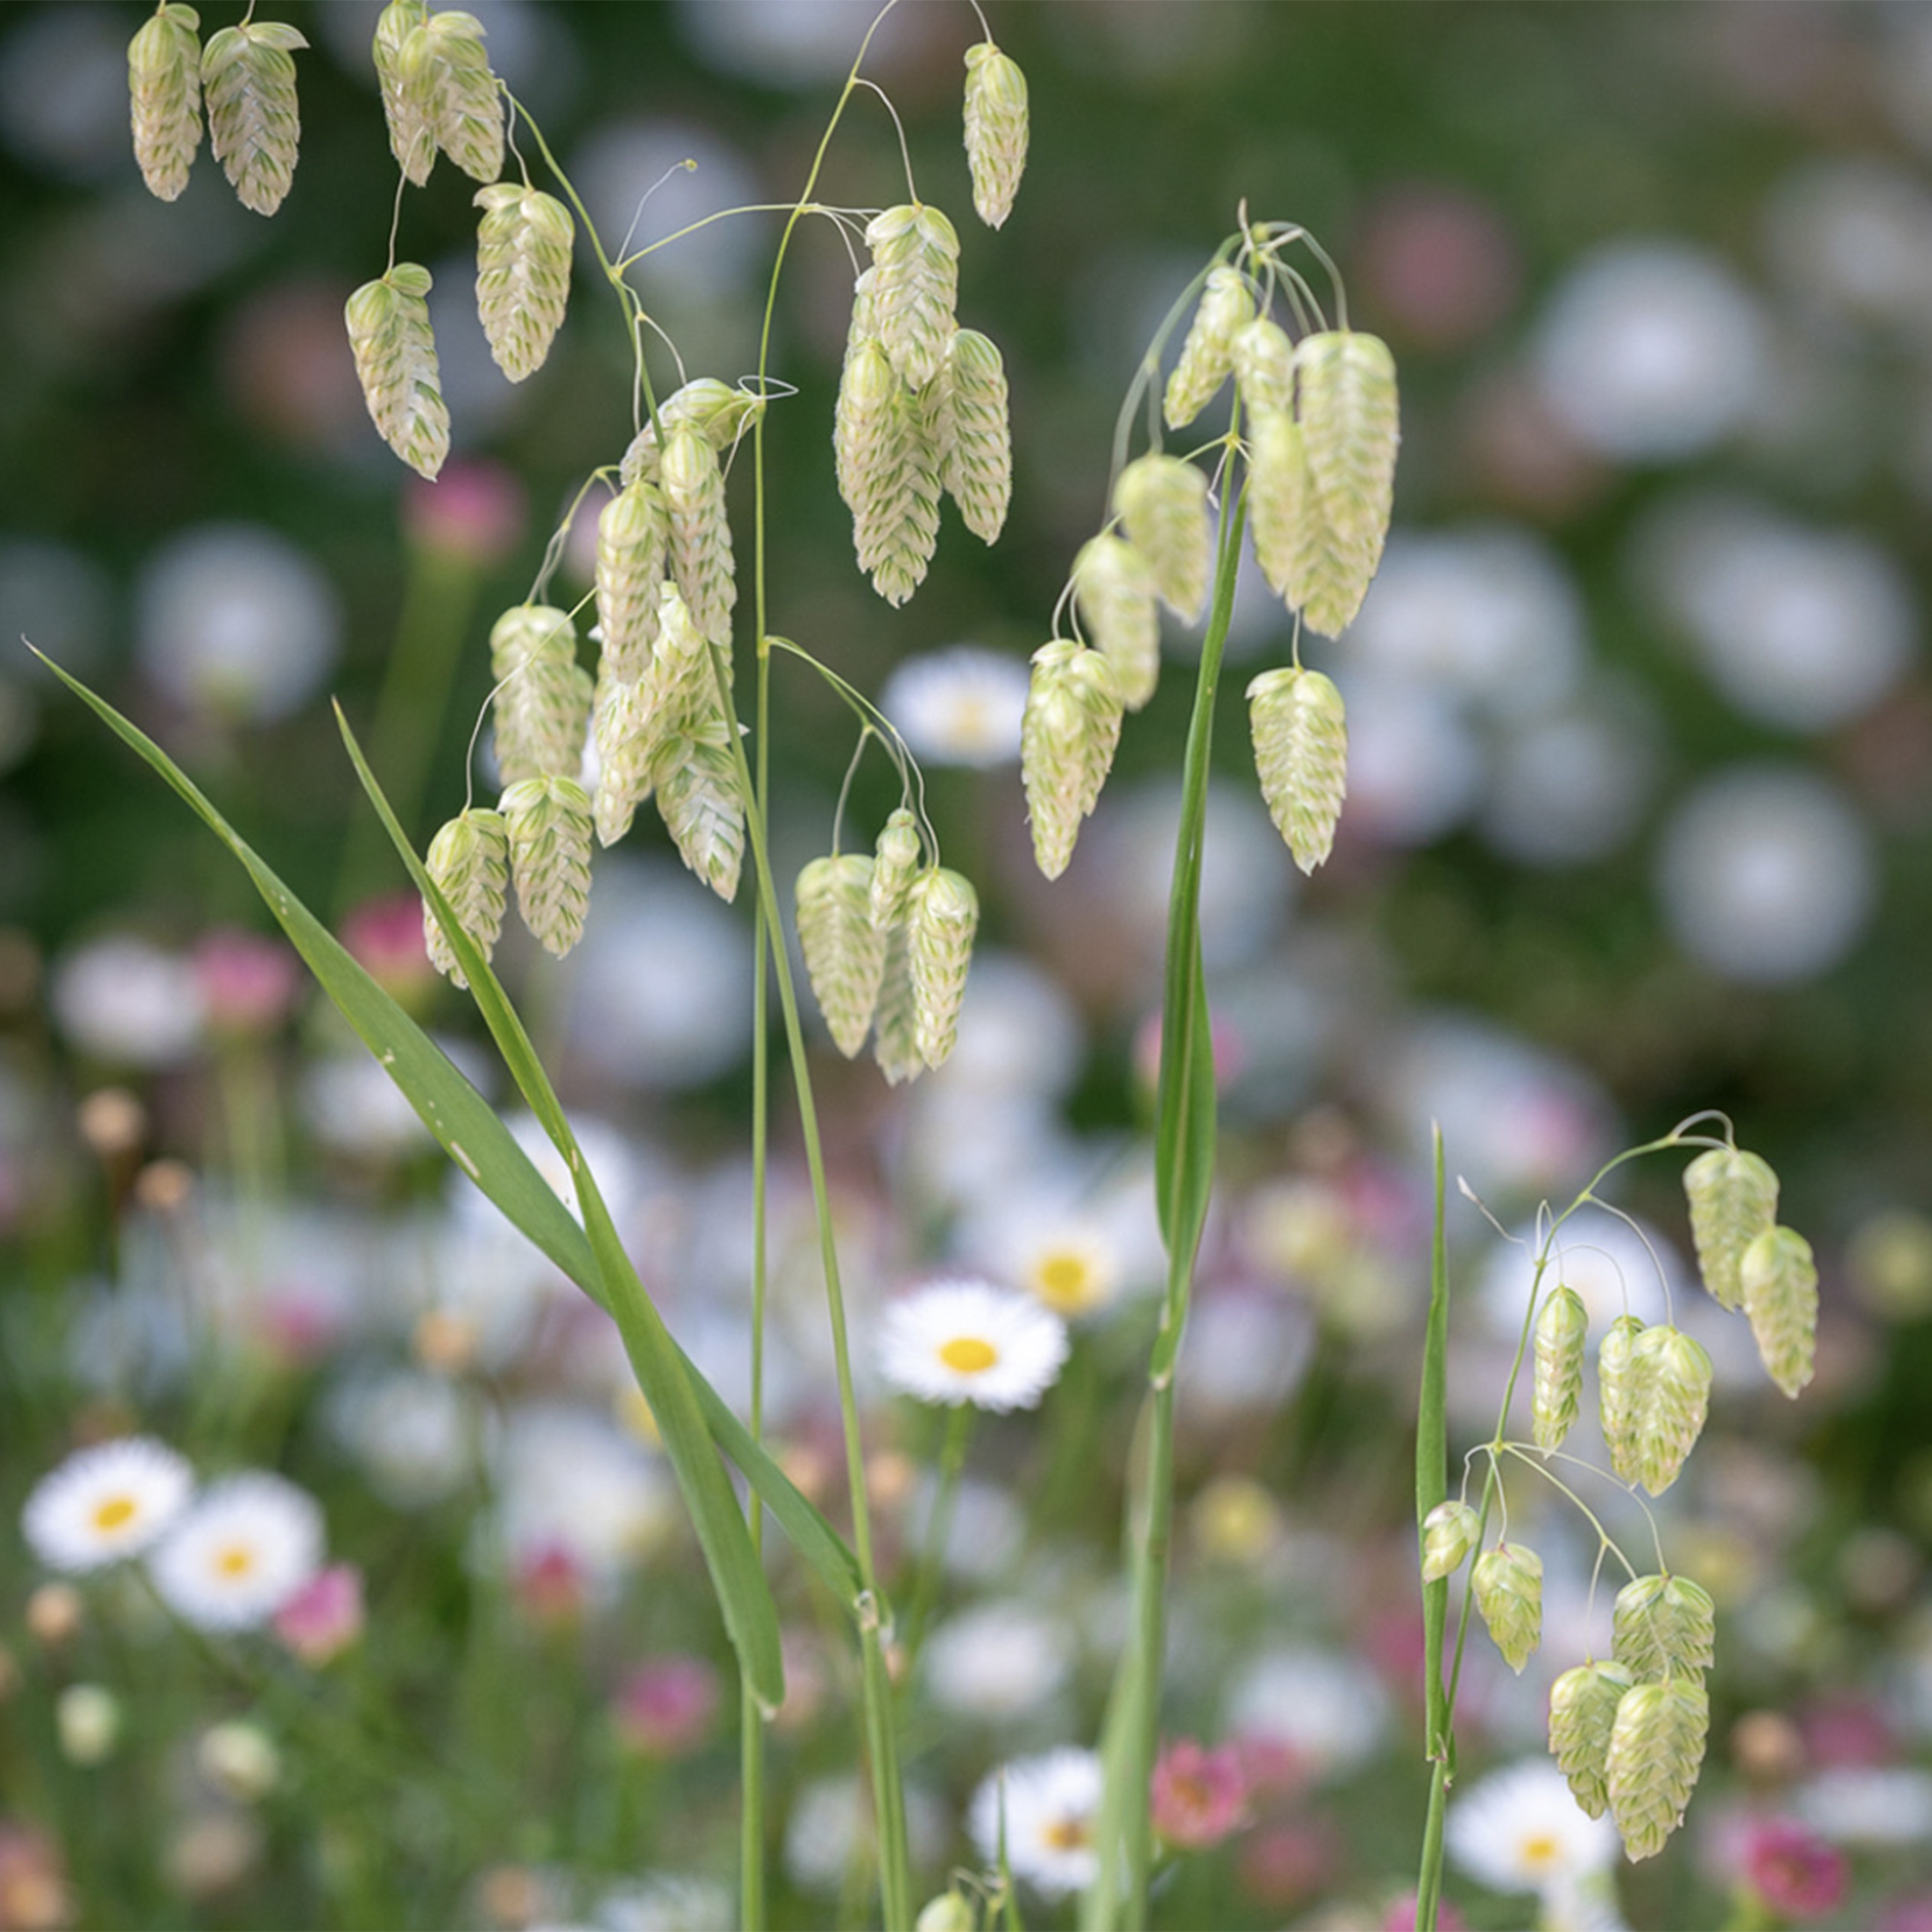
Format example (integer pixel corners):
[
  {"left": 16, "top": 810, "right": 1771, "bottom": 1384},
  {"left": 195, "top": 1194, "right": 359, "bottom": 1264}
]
[
  {"left": 1446, "top": 1757, "right": 1618, "bottom": 1903},
  {"left": 146, "top": 1472, "right": 325, "bottom": 1632},
  {"left": 876, "top": 1278, "right": 1069, "bottom": 1412},
  {"left": 22, "top": 1435, "right": 193, "bottom": 1574},
  {"left": 968, "top": 1747, "right": 1103, "bottom": 1898}
]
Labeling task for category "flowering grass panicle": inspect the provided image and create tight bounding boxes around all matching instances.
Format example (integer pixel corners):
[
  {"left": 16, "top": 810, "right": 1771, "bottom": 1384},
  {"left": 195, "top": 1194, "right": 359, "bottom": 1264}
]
[
  {"left": 1682, "top": 1146, "right": 1779, "bottom": 1312},
  {"left": 489, "top": 605, "right": 590, "bottom": 785},
  {"left": 591, "top": 676, "right": 651, "bottom": 846},
  {"left": 475, "top": 185, "right": 574, "bottom": 383},
  {"left": 1073, "top": 534, "right": 1160, "bottom": 712},
  {"left": 502, "top": 775, "right": 594, "bottom": 957},
  {"left": 907, "top": 867, "right": 979, "bottom": 1069},
  {"left": 1113, "top": 453, "right": 1211, "bottom": 624},
  {"left": 796, "top": 854, "right": 887, "bottom": 1058},
  {"left": 961, "top": 42, "right": 1027, "bottom": 230},
  {"left": 407, "top": 10, "right": 504, "bottom": 185},
  {"left": 423, "top": 806, "right": 509, "bottom": 986},
  {"left": 1473, "top": 1542, "right": 1543, "bottom": 1674},
  {"left": 1741, "top": 1225, "right": 1818, "bottom": 1397},
  {"left": 345, "top": 264, "right": 450, "bottom": 480},
  {"left": 1164, "top": 264, "right": 1253, "bottom": 431},
  {"left": 1246, "top": 665, "right": 1348, "bottom": 874},
  {"left": 1605, "top": 1675, "right": 1709, "bottom": 1861},
  {"left": 1020, "top": 639, "right": 1123, "bottom": 880},
  {"left": 1531, "top": 1284, "right": 1589, "bottom": 1454},
  {"left": 621, "top": 378, "right": 766, "bottom": 487},
  {"left": 836, "top": 333, "right": 943, "bottom": 606},
  {"left": 128, "top": 3, "right": 203, "bottom": 202},
  {"left": 1548, "top": 1660, "right": 1636, "bottom": 1819},
  {"left": 201, "top": 18, "right": 306, "bottom": 215},
  {"left": 1596, "top": 1313, "right": 1645, "bottom": 1482},
  {"left": 1293, "top": 329, "right": 1400, "bottom": 566}
]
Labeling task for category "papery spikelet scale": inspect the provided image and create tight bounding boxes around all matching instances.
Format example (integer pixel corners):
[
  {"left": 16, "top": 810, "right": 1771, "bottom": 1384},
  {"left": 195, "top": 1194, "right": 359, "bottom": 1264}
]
[
  {"left": 501, "top": 776, "right": 593, "bottom": 958},
  {"left": 1598, "top": 1315, "right": 1646, "bottom": 1485},
  {"left": 1073, "top": 533, "right": 1160, "bottom": 712},
  {"left": 1605, "top": 1677, "right": 1709, "bottom": 1862},
  {"left": 1293, "top": 328, "right": 1399, "bottom": 566},
  {"left": 1532, "top": 1283, "right": 1589, "bottom": 1454},
  {"left": 1630, "top": 1324, "right": 1713, "bottom": 1496},
  {"left": 866, "top": 203, "right": 960, "bottom": 392},
  {"left": 488, "top": 604, "right": 587, "bottom": 784},
  {"left": 1419, "top": 1499, "right": 1480, "bottom": 1583},
  {"left": 423, "top": 807, "right": 507, "bottom": 987},
  {"left": 1114, "top": 453, "right": 1211, "bottom": 624},
  {"left": 1549, "top": 1660, "right": 1635, "bottom": 1820},
  {"left": 408, "top": 10, "right": 501, "bottom": 184},
  {"left": 942, "top": 328, "right": 1011, "bottom": 544},
  {"left": 129, "top": 3, "right": 204, "bottom": 202},
  {"left": 869, "top": 808, "right": 923, "bottom": 930},
  {"left": 1231, "top": 316, "right": 1294, "bottom": 416},
  {"left": 656, "top": 726, "right": 743, "bottom": 901},
  {"left": 345, "top": 264, "right": 449, "bottom": 479},
  {"left": 1472, "top": 1542, "right": 1543, "bottom": 1674},
  {"left": 1612, "top": 1574, "right": 1716, "bottom": 1685},
  {"left": 202, "top": 19, "right": 305, "bottom": 216},
  {"left": 591, "top": 675, "right": 650, "bottom": 847},
  {"left": 907, "top": 867, "right": 979, "bottom": 1069},
  {"left": 796, "top": 855, "right": 888, "bottom": 1058},
  {"left": 1684, "top": 1147, "right": 1779, "bottom": 1314},
  {"left": 872, "top": 923, "right": 923, "bottom": 1087},
  {"left": 1247, "top": 667, "right": 1348, "bottom": 874},
  {"left": 474, "top": 183, "right": 573, "bottom": 382},
  {"left": 373, "top": 0, "right": 434, "bottom": 184},
  {"left": 1741, "top": 1225, "right": 1818, "bottom": 1399},
  {"left": 962, "top": 42, "right": 1027, "bottom": 229},
  {"left": 661, "top": 427, "right": 736, "bottom": 648},
  {"left": 621, "top": 379, "right": 767, "bottom": 488},
  {"left": 1021, "top": 640, "right": 1123, "bottom": 881},
  {"left": 1164, "top": 265, "right": 1253, "bottom": 431},
  {"left": 594, "top": 480, "right": 667, "bottom": 682}
]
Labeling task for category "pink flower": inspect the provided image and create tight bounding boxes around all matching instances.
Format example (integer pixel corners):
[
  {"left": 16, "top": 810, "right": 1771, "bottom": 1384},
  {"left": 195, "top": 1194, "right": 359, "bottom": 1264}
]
[
  {"left": 1380, "top": 1890, "right": 1465, "bottom": 1932},
  {"left": 193, "top": 928, "right": 300, "bottom": 1036},
  {"left": 511, "top": 1543, "right": 584, "bottom": 1627},
  {"left": 1741, "top": 1817, "right": 1849, "bottom": 1921},
  {"left": 1880, "top": 1892, "right": 1932, "bottom": 1932},
  {"left": 340, "top": 895, "right": 435, "bottom": 1006},
  {"left": 612, "top": 1655, "right": 721, "bottom": 1757},
  {"left": 271, "top": 1563, "right": 364, "bottom": 1666},
  {"left": 403, "top": 461, "right": 527, "bottom": 566},
  {"left": 1238, "top": 1818, "right": 1341, "bottom": 1910},
  {"left": 1150, "top": 1738, "right": 1249, "bottom": 1852}
]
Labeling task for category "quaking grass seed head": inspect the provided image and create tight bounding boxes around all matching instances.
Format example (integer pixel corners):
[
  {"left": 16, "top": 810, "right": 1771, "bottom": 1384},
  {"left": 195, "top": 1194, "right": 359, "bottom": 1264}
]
[
  {"left": 128, "top": 2, "right": 204, "bottom": 203},
  {"left": 1419, "top": 1499, "right": 1480, "bottom": 1583},
  {"left": 1113, "top": 453, "right": 1211, "bottom": 624},
  {"left": 941, "top": 328, "right": 1011, "bottom": 546},
  {"left": 655, "top": 727, "right": 744, "bottom": 902},
  {"left": 374, "top": 0, "right": 435, "bottom": 185},
  {"left": 660, "top": 426, "right": 736, "bottom": 649},
  {"left": 474, "top": 184, "right": 573, "bottom": 383},
  {"left": 1683, "top": 1146, "right": 1779, "bottom": 1313},
  {"left": 1163, "top": 265, "right": 1253, "bottom": 432},
  {"left": 962, "top": 42, "right": 1027, "bottom": 230},
  {"left": 1292, "top": 328, "right": 1400, "bottom": 566},
  {"left": 1548, "top": 1659, "right": 1636, "bottom": 1820},
  {"left": 1605, "top": 1675, "right": 1709, "bottom": 1862},
  {"left": 1472, "top": 1541, "right": 1543, "bottom": 1674},
  {"left": 1072, "top": 533, "right": 1159, "bottom": 713},
  {"left": 344, "top": 264, "right": 449, "bottom": 480},
  {"left": 866, "top": 203, "right": 960, "bottom": 393},
  {"left": 202, "top": 18, "right": 307, "bottom": 217},
  {"left": 1597, "top": 1314, "right": 1645, "bottom": 1484},
  {"left": 1246, "top": 666, "right": 1347, "bottom": 875},
  {"left": 907, "top": 867, "right": 979, "bottom": 1070},
  {"left": 1231, "top": 315, "right": 1294, "bottom": 417},
  {"left": 593, "top": 480, "right": 668, "bottom": 682},
  {"left": 796, "top": 854, "right": 887, "bottom": 1059},
  {"left": 1741, "top": 1225, "right": 1818, "bottom": 1398},
  {"left": 1531, "top": 1283, "right": 1589, "bottom": 1454},
  {"left": 1630, "top": 1325, "right": 1713, "bottom": 1496},
  {"left": 501, "top": 776, "right": 593, "bottom": 959},
  {"left": 422, "top": 807, "right": 508, "bottom": 987},
  {"left": 1611, "top": 1573, "right": 1716, "bottom": 1684},
  {"left": 407, "top": 9, "right": 503, "bottom": 185},
  {"left": 1021, "top": 640, "right": 1123, "bottom": 881},
  {"left": 869, "top": 808, "right": 923, "bottom": 930}
]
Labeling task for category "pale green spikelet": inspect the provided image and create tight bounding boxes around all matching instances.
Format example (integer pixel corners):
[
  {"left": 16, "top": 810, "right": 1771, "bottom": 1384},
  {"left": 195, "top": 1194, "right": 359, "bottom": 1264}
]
[
  {"left": 643, "top": 581, "right": 717, "bottom": 735},
  {"left": 872, "top": 922, "right": 923, "bottom": 1087},
  {"left": 869, "top": 808, "right": 923, "bottom": 930},
  {"left": 621, "top": 379, "right": 768, "bottom": 488},
  {"left": 1630, "top": 1324, "right": 1713, "bottom": 1496},
  {"left": 942, "top": 328, "right": 1011, "bottom": 544},
  {"left": 1419, "top": 1499, "right": 1480, "bottom": 1583},
  {"left": 867, "top": 203, "right": 960, "bottom": 391},
  {"left": 1605, "top": 1676, "right": 1708, "bottom": 1862},
  {"left": 1612, "top": 1574, "right": 1716, "bottom": 1685},
  {"left": 373, "top": 1, "right": 434, "bottom": 184},
  {"left": 915, "top": 1888, "right": 979, "bottom": 1932},
  {"left": 1741, "top": 1225, "right": 1818, "bottom": 1398},
  {"left": 1114, "top": 453, "right": 1211, "bottom": 624},
  {"left": 796, "top": 855, "right": 888, "bottom": 1058},
  {"left": 1293, "top": 329, "right": 1399, "bottom": 568},
  {"left": 344, "top": 264, "right": 449, "bottom": 479},
  {"left": 1073, "top": 533, "right": 1160, "bottom": 712},
  {"left": 129, "top": 3, "right": 203, "bottom": 203},
  {"left": 489, "top": 604, "right": 588, "bottom": 784},
  {"left": 1548, "top": 1660, "right": 1636, "bottom": 1820},
  {"left": 1164, "top": 265, "right": 1253, "bottom": 431},
  {"left": 837, "top": 339, "right": 942, "bottom": 606},
  {"left": 907, "top": 867, "right": 979, "bottom": 1070},
  {"left": 501, "top": 776, "right": 593, "bottom": 958},
  {"left": 1246, "top": 666, "right": 1348, "bottom": 875},
  {"left": 1472, "top": 1542, "right": 1543, "bottom": 1674},
  {"left": 1231, "top": 315, "right": 1294, "bottom": 416},
  {"left": 660, "top": 427, "right": 736, "bottom": 648},
  {"left": 408, "top": 9, "right": 502, "bottom": 185},
  {"left": 1532, "top": 1283, "right": 1589, "bottom": 1454},
  {"left": 422, "top": 807, "right": 507, "bottom": 987},
  {"left": 1246, "top": 404, "right": 1378, "bottom": 639},
  {"left": 1598, "top": 1314, "right": 1646, "bottom": 1485},
  {"left": 201, "top": 19, "right": 305, "bottom": 216},
  {"left": 474, "top": 184, "right": 573, "bottom": 382},
  {"left": 656, "top": 724, "right": 743, "bottom": 901},
  {"left": 591, "top": 675, "right": 651, "bottom": 847},
  {"left": 1021, "top": 639, "right": 1124, "bottom": 881},
  {"left": 1684, "top": 1147, "right": 1779, "bottom": 1314},
  {"left": 594, "top": 480, "right": 667, "bottom": 683},
  {"left": 962, "top": 42, "right": 1027, "bottom": 230}
]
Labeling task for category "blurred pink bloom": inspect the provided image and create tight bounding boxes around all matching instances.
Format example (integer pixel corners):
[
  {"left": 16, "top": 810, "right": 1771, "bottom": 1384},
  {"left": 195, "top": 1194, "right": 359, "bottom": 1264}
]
[
  {"left": 1741, "top": 1817, "right": 1849, "bottom": 1920},
  {"left": 272, "top": 1563, "right": 364, "bottom": 1666},
  {"left": 193, "top": 928, "right": 299, "bottom": 1037},
  {"left": 512, "top": 1542, "right": 585, "bottom": 1626},
  {"left": 1880, "top": 1892, "right": 1932, "bottom": 1932},
  {"left": 1238, "top": 1817, "right": 1341, "bottom": 1910},
  {"left": 341, "top": 895, "right": 435, "bottom": 1005},
  {"left": 0, "top": 1820, "right": 71, "bottom": 1930},
  {"left": 1132, "top": 1010, "right": 1246, "bottom": 1096},
  {"left": 1800, "top": 1693, "right": 1894, "bottom": 1768},
  {"left": 1233, "top": 1733, "right": 1308, "bottom": 1800},
  {"left": 403, "top": 461, "right": 527, "bottom": 566},
  {"left": 1151, "top": 1738, "right": 1249, "bottom": 1851},
  {"left": 612, "top": 1654, "right": 721, "bottom": 1757},
  {"left": 1354, "top": 184, "right": 1520, "bottom": 350},
  {"left": 1380, "top": 1891, "right": 1464, "bottom": 1932}
]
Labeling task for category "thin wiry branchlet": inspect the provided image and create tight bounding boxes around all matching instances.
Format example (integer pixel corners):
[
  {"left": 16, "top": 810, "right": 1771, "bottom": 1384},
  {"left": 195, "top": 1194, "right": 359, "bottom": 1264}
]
[
  {"left": 594, "top": 481, "right": 667, "bottom": 683},
  {"left": 1548, "top": 1660, "right": 1635, "bottom": 1820},
  {"left": 406, "top": 10, "right": 502, "bottom": 185},
  {"left": 1113, "top": 453, "right": 1211, "bottom": 624},
  {"left": 866, "top": 204, "right": 960, "bottom": 392},
  {"left": 660, "top": 427, "right": 736, "bottom": 649},
  {"left": 1021, "top": 640, "right": 1123, "bottom": 881},
  {"left": 373, "top": 1, "right": 434, "bottom": 184},
  {"left": 423, "top": 807, "right": 508, "bottom": 987},
  {"left": 474, "top": 184, "right": 573, "bottom": 382},
  {"left": 128, "top": 3, "right": 203, "bottom": 203},
  {"left": 1597, "top": 1315, "right": 1646, "bottom": 1486},
  {"left": 962, "top": 42, "right": 1027, "bottom": 230},
  {"left": 869, "top": 809, "right": 922, "bottom": 930},
  {"left": 656, "top": 723, "right": 744, "bottom": 902},
  {"left": 1611, "top": 1574, "right": 1716, "bottom": 1685},
  {"left": 501, "top": 776, "right": 593, "bottom": 958},
  {"left": 1163, "top": 265, "right": 1253, "bottom": 431},
  {"left": 1628, "top": 1325, "right": 1712, "bottom": 1496},
  {"left": 1073, "top": 533, "right": 1160, "bottom": 713},
  {"left": 1472, "top": 1542, "right": 1543, "bottom": 1674},
  {"left": 907, "top": 867, "right": 978, "bottom": 1070},
  {"left": 872, "top": 922, "right": 923, "bottom": 1087},
  {"left": 622, "top": 379, "right": 768, "bottom": 488},
  {"left": 1741, "top": 1225, "right": 1818, "bottom": 1398},
  {"left": 1419, "top": 1499, "right": 1480, "bottom": 1584},
  {"left": 1246, "top": 666, "right": 1347, "bottom": 874},
  {"left": 796, "top": 855, "right": 888, "bottom": 1058},
  {"left": 1683, "top": 1147, "right": 1778, "bottom": 1313},
  {"left": 942, "top": 328, "right": 1011, "bottom": 544},
  {"left": 1230, "top": 315, "right": 1294, "bottom": 416},
  {"left": 1605, "top": 1677, "right": 1708, "bottom": 1862},
  {"left": 488, "top": 604, "right": 588, "bottom": 785},
  {"left": 201, "top": 19, "right": 306, "bottom": 215},
  {"left": 345, "top": 264, "right": 449, "bottom": 479},
  {"left": 1293, "top": 329, "right": 1399, "bottom": 570},
  {"left": 1531, "top": 1284, "right": 1589, "bottom": 1454}
]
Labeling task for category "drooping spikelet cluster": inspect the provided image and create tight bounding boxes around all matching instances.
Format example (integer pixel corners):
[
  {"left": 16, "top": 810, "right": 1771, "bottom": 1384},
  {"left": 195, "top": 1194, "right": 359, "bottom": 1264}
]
[
  {"left": 1022, "top": 229, "right": 1401, "bottom": 883},
  {"left": 1427, "top": 1135, "right": 1818, "bottom": 1864},
  {"left": 794, "top": 810, "right": 980, "bottom": 1086}
]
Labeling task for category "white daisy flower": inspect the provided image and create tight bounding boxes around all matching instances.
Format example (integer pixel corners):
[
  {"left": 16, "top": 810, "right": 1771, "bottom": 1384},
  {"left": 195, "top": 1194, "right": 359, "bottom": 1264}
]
[
  {"left": 879, "top": 645, "right": 1030, "bottom": 767},
  {"left": 1447, "top": 1757, "right": 1618, "bottom": 1897},
  {"left": 22, "top": 1435, "right": 193, "bottom": 1573},
  {"left": 147, "top": 1472, "right": 326, "bottom": 1632},
  {"left": 876, "top": 1279, "right": 1068, "bottom": 1412},
  {"left": 968, "top": 1747, "right": 1103, "bottom": 1898}
]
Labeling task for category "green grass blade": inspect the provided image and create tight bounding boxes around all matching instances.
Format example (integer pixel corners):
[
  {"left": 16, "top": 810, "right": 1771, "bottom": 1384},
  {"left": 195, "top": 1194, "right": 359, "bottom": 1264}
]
[{"left": 1413, "top": 1124, "right": 1451, "bottom": 1932}]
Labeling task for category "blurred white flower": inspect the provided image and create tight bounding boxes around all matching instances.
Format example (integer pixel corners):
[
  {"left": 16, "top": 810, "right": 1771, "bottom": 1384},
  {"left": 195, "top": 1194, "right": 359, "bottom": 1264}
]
[
  {"left": 1762, "top": 156, "right": 1932, "bottom": 335},
  {"left": 1479, "top": 692, "right": 1658, "bottom": 867},
  {"left": 783, "top": 1775, "right": 944, "bottom": 1896},
  {"left": 23, "top": 1436, "right": 193, "bottom": 1574},
  {"left": 1533, "top": 241, "right": 1768, "bottom": 461},
  {"left": 1794, "top": 1765, "right": 1932, "bottom": 1847},
  {"left": 1656, "top": 765, "right": 1875, "bottom": 982},
  {"left": 925, "top": 1602, "right": 1075, "bottom": 1722},
  {"left": 327, "top": 1369, "right": 477, "bottom": 1510},
  {"left": 1447, "top": 1757, "right": 1619, "bottom": 1897},
  {"left": 969, "top": 1747, "right": 1103, "bottom": 1899},
  {"left": 300, "top": 1051, "right": 435, "bottom": 1158},
  {"left": 1636, "top": 495, "right": 1916, "bottom": 731},
  {"left": 675, "top": 0, "right": 934, "bottom": 86},
  {"left": 940, "top": 950, "right": 1085, "bottom": 1100},
  {"left": 52, "top": 934, "right": 205, "bottom": 1066},
  {"left": 1179, "top": 1290, "right": 1314, "bottom": 1421},
  {"left": 137, "top": 525, "right": 340, "bottom": 724},
  {"left": 879, "top": 645, "right": 1030, "bottom": 767},
  {"left": 877, "top": 1278, "right": 1068, "bottom": 1412},
  {"left": 907, "top": 1473, "right": 1023, "bottom": 1584},
  {"left": 1227, "top": 1645, "right": 1388, "bottom": 1782},
  {"left": 148, "top": 1473, "right": 326, "bottom": 1632},
  {"left": 590, "top": 1872, "right": 736, "bottom": 1932},
  {"left": 1331, "top": 670, "right": 1484, "bottom": 848}
]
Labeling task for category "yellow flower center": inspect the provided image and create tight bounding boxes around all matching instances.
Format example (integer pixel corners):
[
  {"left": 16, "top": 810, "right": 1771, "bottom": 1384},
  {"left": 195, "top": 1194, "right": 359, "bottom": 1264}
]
[
  {"left": 1043, "top": 1814, "right": 1092, "bottom": 1853},
  {"left": 1519, "top": 1831, "right": 1561, "bottom": 1871},
  {"left": 213, "top": 1544, "right": 257, "bottom": 1580},
  {"left": 92, "top": 1495, "right": 138, "bottom": 1534},
  {"left": 938, "top": 1335, "right": 999, "bottom": 1375},
  {"left": 1033, "top": 1248, "right": 1099, "bottom": 1314}
]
